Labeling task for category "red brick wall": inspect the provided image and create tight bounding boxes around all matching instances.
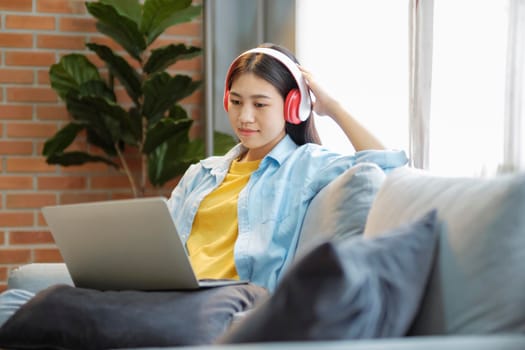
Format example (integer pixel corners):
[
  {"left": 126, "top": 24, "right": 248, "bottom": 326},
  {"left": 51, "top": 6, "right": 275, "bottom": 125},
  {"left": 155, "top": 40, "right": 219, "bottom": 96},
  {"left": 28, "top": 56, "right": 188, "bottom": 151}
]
[{"left": 0, "top": 0, "right": 204, "bottom": 290}]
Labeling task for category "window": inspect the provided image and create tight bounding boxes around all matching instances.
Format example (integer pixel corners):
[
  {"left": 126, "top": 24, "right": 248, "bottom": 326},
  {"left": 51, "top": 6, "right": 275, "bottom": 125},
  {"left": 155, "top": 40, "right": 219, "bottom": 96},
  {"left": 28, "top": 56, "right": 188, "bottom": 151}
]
[
  {"left": 296, "top": 0, "right": 522, "bottom": 176},
  {"left": 296, "top": 0, "right": 409, "bottom": 154},
  {"left": 429, "top": 0, "right": 508, "bottom": 176}
]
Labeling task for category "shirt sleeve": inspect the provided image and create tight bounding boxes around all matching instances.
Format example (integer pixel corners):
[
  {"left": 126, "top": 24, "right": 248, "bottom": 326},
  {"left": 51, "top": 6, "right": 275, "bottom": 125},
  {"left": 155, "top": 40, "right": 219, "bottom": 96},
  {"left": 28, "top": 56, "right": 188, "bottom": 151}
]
[
  {"left": 166, "top": 163, "right": 201, "bottom": 215},
  {"left": 354, "top": 149, "right": 409, "bottom": 173},
  {"left": 305, "top": 148, "right": 408, "bottom": 196}
]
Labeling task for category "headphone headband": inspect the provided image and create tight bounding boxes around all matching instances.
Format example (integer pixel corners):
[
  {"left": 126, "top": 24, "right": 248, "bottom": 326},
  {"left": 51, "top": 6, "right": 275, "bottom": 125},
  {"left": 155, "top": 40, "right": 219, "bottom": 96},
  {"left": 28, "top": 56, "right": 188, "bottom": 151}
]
[{"left": 224, "top": 47, "right": 312, "bottom": 123}]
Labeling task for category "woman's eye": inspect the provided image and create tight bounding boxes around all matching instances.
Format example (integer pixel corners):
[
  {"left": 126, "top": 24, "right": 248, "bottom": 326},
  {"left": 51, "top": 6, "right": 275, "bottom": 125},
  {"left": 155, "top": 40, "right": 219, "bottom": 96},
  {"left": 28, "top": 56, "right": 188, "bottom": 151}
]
[
  {"left": 230, "top": 99, "right": 241, "bottom": 105},
  {"left": 254, "top": 103, "right": 267, "bottom": 108}
]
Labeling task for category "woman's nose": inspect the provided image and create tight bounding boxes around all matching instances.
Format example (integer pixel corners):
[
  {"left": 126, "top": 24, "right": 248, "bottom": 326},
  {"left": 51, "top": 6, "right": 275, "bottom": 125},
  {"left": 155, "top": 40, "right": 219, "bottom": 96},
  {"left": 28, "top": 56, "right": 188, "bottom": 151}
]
[{"left": 238, "top": 105, "right": 255, "bottom": 123}]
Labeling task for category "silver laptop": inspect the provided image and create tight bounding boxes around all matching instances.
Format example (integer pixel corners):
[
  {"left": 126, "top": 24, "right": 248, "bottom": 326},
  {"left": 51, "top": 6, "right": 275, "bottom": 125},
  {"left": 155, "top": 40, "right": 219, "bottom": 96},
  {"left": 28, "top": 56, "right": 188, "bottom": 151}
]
[{"left": 42, "top": 197, "right": 247, "bottom": 291}]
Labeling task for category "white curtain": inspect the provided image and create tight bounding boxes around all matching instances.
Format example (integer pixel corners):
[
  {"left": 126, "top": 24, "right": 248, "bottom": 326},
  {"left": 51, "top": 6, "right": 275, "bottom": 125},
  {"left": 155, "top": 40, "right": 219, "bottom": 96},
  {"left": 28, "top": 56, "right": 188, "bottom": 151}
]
[
  {"left": 408, "top": 0, "right": 434, "bottom": 169},
  {"left": 503, "top": 0, "right": 525, "bottom": 172}
]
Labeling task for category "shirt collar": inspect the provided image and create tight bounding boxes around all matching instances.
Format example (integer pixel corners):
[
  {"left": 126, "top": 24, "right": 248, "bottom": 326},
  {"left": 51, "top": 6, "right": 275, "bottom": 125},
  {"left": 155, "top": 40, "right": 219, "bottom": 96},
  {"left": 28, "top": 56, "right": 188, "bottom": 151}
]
[
  {"left": 199, "top": 134, "right": 298, "bottom": 171},
  {"left": 199, "top": 143, "right": 244, "bottom": 173},
  {"left": 265, "top": 134, "right": 298, "bottom": 165}
]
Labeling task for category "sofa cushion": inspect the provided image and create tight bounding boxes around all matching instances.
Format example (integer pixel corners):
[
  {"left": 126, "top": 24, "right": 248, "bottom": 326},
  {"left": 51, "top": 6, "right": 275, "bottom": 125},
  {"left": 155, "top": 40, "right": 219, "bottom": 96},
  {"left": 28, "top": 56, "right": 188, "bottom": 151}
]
[
  {"left": 0, "top": 283, "right": 268, "bottom": 350},
  {"left": 7, "top": 263, "right": 73, "bottom": 294},
  {"left": 296, "top": 162, "right": 385, "bottom": 257},
  {"left": 364, "top": 167, "right": 525, "bottom": 334},
  {"left": 219, "top": 210, "right": 439, "bottom": 343}
]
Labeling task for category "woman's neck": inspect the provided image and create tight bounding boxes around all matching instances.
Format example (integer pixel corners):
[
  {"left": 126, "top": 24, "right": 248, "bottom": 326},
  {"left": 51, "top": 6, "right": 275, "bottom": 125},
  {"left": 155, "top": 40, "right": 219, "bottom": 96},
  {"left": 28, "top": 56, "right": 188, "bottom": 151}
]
[{"left": 239, "top": 133, "right": 286, "bottom": 162}]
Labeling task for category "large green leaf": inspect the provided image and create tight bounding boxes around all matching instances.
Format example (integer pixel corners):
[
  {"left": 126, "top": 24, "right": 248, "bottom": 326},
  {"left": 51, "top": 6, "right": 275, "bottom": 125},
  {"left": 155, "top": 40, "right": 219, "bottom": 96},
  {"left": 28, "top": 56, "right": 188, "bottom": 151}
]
[
  {"left": 66, "top": 94, "right": 112, "bottom": 133},
  {"left": 147, "top": 130, "right": 192, "bottom": 186},
  {"left": 141, "top": 0, "right": 201, "bottom": 44},
  {"left": 86, "top": 43, "right": 142, "bottom": 104},
  {"left": 148, "top": 141, "right": 168, "bottom": 185},
  {"left": 42, "top": 123, "right": 85, "bottom": 157},
  {"left": 168, "top": 104, "right": 188, "bottom": 120},
  {"left": 66, "top": 95, "right": 136, "bottom": 150},
  {"left": 78, "top": 80, "right": 116, "bottom": 102},
  {"left": 142, "top": 118, "right": 192, "bottom": 154},
  {"left": 142, "top": 72, "right": 201, "bottom": 124},
  {"left": 49, "top": 54, "right": 101, "bottom": 100},
  {"left": 46, "top": 151, "right": 119, "bottom": 168},
  {"left": 86, "top": 2, "right": 146, "bottom": 61},
  {"left": 86, "top": 128, "right": 117, "bottom": 156},
  {"left": 143, "top": 44, "right": 201, "bottom": 74},
  {"left": 87, "top": 97, "right": 134, "bottom": 142},
  {"left": 100, "top": 0, "right": 142, "bottom": 24}
]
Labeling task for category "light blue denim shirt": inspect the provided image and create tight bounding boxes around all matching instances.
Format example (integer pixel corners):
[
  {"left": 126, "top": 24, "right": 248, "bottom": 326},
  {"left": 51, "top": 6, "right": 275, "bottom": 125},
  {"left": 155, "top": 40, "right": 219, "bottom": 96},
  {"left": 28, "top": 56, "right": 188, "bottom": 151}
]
[{"left": 167, "top": 135, "right": 407, "bottom": 291}]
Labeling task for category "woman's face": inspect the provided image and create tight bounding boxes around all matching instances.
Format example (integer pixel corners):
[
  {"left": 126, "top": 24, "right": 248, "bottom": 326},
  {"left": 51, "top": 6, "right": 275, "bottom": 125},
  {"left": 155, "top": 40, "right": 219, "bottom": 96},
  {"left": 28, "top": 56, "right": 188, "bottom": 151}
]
[{"left": 227, "top": 72, "right": 286, "bottom": 161}]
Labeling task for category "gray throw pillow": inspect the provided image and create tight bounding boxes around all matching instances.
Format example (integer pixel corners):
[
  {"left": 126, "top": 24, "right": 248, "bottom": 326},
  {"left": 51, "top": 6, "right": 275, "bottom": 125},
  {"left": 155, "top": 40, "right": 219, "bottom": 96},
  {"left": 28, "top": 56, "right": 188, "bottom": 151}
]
[
  {"left": 296, "top": 162, "right": 386, "bottom": 258},
  {"left": 0, "top": 284, "right": 268, "bottom": 350},
  {"left": 220, "top": 210, "right": 440, "bottom": 343}
]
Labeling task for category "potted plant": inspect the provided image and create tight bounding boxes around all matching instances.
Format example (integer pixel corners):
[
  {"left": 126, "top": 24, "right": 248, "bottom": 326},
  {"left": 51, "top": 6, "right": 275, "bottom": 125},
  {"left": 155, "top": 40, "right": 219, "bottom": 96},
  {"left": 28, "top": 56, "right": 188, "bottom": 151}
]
[{"left": 43, "top": 0, "right": 235, "bottom": 197}]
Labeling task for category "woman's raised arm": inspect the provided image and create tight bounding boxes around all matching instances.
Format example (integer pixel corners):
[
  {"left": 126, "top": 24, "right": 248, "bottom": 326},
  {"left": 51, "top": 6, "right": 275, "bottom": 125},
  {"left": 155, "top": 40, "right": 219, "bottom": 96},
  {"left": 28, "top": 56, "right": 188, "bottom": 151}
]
[{"left": 300, "top": 67, "right": 385, "bottom": 151}]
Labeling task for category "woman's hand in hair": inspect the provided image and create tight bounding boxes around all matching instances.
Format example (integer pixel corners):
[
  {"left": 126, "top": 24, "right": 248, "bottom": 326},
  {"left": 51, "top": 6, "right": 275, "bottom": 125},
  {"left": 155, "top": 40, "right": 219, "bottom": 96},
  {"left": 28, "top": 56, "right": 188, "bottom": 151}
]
[{"left": 299, "top": 66, "right": 341, "bottom": 119}]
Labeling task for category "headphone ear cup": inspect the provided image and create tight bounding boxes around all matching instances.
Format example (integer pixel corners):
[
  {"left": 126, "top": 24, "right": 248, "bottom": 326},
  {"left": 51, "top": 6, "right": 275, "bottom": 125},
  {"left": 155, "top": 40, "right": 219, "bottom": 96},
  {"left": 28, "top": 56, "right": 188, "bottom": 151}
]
[
  {"left": 284, "top": 89, "right": 301, "bottom": 124},
  {"left": 224, "top": 90, "right": 230, "bottom": 112}
]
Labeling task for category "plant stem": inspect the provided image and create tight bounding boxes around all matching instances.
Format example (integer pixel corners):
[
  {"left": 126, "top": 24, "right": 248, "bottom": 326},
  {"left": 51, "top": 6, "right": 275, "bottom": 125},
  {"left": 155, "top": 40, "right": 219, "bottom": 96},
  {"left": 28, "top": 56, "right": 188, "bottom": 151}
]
[{"left": 115, "top": 144, "right": 138, "bottom": 198}]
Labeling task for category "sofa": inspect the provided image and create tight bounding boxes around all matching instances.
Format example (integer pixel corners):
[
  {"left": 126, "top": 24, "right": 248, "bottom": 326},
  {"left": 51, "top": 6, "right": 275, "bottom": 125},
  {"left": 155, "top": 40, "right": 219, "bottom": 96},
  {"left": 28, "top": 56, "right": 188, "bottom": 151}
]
[{"left": 1, "top": 164, "right": 525, "bottom": 349}]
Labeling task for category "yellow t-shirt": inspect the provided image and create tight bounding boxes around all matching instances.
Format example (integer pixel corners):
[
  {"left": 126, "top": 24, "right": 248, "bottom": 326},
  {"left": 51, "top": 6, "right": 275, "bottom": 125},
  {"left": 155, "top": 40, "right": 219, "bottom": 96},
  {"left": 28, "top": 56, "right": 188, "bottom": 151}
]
[{"left": 186, "top": 158, "right": 261, "bottom": 280}]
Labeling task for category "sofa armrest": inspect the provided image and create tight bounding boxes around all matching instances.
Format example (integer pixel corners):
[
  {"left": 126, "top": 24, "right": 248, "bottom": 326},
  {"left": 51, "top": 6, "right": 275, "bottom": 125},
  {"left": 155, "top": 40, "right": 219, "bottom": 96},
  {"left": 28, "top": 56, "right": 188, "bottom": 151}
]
[{"left": 7, "top": 263, "right": 73, "bottom": 294}]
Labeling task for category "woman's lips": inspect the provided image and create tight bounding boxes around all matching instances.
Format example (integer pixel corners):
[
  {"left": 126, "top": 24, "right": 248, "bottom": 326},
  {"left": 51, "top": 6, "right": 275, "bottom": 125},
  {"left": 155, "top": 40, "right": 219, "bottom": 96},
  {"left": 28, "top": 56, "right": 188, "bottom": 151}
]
[{"left": 238, "top": 128, "right": 259, "bottom": 136}]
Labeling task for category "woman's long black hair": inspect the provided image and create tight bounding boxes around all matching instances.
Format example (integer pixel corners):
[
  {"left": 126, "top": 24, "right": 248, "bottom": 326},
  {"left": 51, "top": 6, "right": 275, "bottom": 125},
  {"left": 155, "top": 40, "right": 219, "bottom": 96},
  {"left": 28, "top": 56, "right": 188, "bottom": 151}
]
[{"left": 226, "top": 43, "right": 321, "bottom": 146}]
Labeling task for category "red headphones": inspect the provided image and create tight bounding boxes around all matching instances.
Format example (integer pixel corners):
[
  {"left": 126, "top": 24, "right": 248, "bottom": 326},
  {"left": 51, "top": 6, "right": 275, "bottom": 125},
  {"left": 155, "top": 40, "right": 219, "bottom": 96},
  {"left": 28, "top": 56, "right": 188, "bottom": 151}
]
[{"left": 223, "top": 48, "right": 312, "bottom": 125}]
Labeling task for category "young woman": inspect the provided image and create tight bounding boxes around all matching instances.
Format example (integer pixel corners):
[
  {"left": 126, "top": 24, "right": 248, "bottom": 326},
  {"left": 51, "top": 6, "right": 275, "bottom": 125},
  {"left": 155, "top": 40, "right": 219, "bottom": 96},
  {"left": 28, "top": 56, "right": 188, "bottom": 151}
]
[
  {"left": 0, "top": 43, "right": 406, "bottom": 325},
  {"left": 166, "top": 43, "right": 407, "bottom": 292}
]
